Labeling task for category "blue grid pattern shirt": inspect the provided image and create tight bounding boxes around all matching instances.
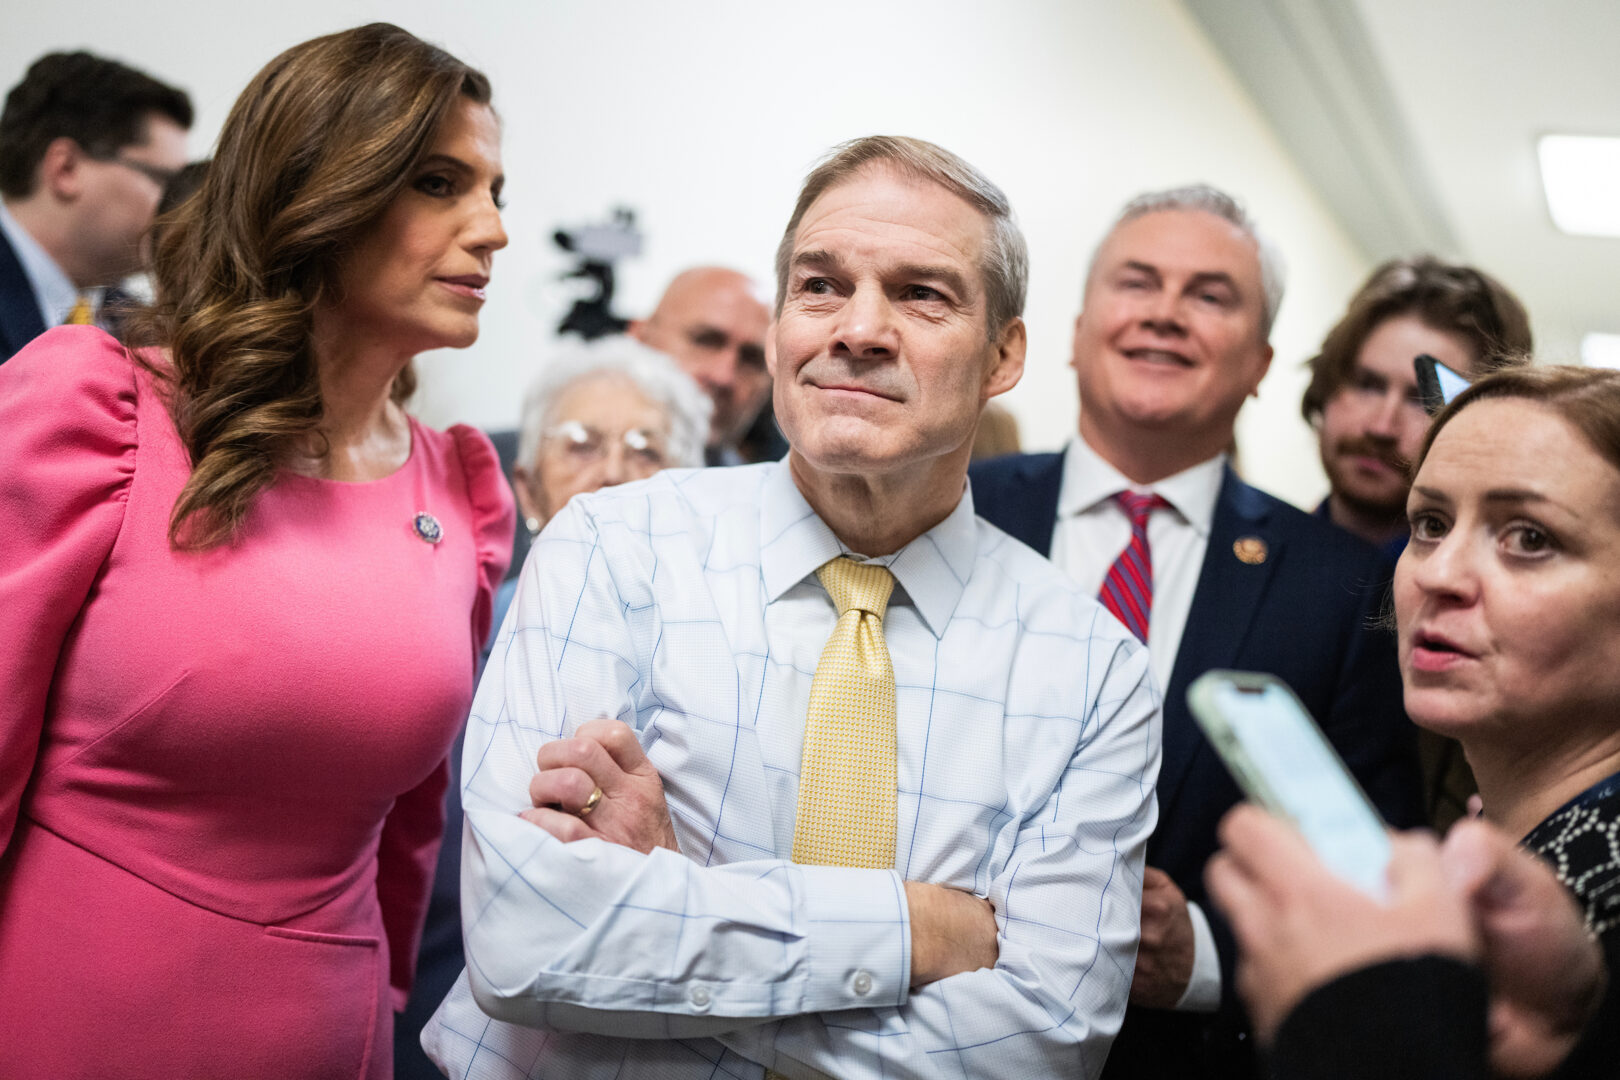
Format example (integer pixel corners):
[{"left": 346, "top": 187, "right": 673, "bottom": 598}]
[{"left": 424, "top": 461, "right": 1160, "bottom": 1079}]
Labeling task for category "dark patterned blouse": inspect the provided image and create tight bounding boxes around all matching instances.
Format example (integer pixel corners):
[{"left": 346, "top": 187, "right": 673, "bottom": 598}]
[{"left": 1525, "top": 769, "right": 1620, "bottom": 946}]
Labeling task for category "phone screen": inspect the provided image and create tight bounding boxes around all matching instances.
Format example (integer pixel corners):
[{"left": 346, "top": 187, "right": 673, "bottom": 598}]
[
  {"left": 1433, "top": 362, "right": 1471, "bottom": 405},
  {"left": 1192, "top": 673, "right": 1392, "bottom": 898}
]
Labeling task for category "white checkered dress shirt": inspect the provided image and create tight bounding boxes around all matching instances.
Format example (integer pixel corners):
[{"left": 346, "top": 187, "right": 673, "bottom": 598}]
[{"left": 424, "top": 460, "right": 1160, "bottom": 1079}]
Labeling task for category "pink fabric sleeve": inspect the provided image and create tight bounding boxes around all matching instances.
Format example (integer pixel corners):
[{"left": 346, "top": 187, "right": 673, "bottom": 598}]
[
  {"left": 0, "top": 327, "right": 138, "bottom": 854},
  {"left": 447, "top": 420, "right": 515, "bottom": 660},
  {"left": 377, "top": 756, "right": 452, "bottom": 1010},
  {"left": 448, "top": 423, "right": 517, "bottom": 659},
  {"left": 375, "top": 422, "right": 513, "bottom": 1007}
]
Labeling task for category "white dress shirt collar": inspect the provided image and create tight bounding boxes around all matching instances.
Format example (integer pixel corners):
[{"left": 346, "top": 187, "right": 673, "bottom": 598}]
[
  {"left": 0, "top": 201, "right": 98, "bottom": 328},
  {"left": 759, "top": 459, "right": 976, "bottom": 639},
  {"left": 1058, "top": 432, "right": 1226, "bottom": 537}
]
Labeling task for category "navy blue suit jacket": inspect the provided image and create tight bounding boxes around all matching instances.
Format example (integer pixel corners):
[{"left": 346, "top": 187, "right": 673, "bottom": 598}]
[
  {"left": 0, "top": 228, "right": 136, "bottom": 363},
  {"left": 970, "top": 449, "right": 1423, "bottom": 1079},
  {"left": 0, "top": 227, "right": 48, "bottom": 364}
]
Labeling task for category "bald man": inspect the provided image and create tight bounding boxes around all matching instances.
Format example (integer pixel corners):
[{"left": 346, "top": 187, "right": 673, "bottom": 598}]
[{"left": 630, "top": 266, "right": 772, "bottom": 464}]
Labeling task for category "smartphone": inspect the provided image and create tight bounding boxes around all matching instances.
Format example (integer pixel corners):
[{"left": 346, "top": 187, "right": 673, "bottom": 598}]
[
  {"left": 1187, "top": 670, "right": 1391, "bottom": 898},
  {"left": 1413, "top": 353, "right": 1472, "bottom": 416}
]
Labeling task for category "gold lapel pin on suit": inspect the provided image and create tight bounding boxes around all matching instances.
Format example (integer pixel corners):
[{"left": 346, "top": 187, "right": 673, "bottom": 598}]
[{"left": 1233, "top": 537, "right": 1268, "bottom": 565}]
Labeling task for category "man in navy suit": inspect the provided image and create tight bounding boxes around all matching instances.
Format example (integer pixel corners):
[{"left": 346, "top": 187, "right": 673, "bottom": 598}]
[
  {"left": 971, "top": 185, "right": 1422, "bottom": 1079},
  {"left": 0, "top": 51, "right": 190, "bottom": 362}
]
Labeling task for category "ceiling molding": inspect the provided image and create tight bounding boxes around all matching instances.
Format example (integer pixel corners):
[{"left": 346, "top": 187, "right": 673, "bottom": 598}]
[{"left": 1181, "top": 0, "right": 1458, "bottom": 260}]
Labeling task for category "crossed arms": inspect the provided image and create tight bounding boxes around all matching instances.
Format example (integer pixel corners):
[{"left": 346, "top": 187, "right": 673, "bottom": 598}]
[{"left": 454, "top": 495, "right": 1161, "bottom": 1076}]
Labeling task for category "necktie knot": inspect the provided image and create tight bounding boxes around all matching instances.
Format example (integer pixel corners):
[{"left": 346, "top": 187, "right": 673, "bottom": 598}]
[
  {"left": 1114, "top": 490, "right": 1167, "bottom": 531},
  {"left": 1114, "top": 488, "right": 1166, "bottom": 524},
  {"left": 816, "top": 557, "right": 894, "bottom": 621},
  {"left": 1100, "top": 492, "right": 1166, "bottom": 645},
  {"left": 64, "top": 295, "right": 93, "bottom": 326}
]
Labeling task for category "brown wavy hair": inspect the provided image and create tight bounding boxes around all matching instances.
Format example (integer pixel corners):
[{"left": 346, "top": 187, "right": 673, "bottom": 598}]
[
  {"left": 1414, "top": 365, "right": 1620, "bottom": 477},
  {"left": 124, "top": 23, "right": 491, "bottom": 547},
  {"left": 1300, "top": 256, "right": 1532, "bottom": 423}
]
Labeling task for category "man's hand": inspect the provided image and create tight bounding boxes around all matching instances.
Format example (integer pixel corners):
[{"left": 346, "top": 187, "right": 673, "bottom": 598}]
[
  {"left": 905, "top": 881, "right": 998, "bottom": 987},
  {"left": 1442, "top": 819, "right": 1605, "bottom": 1079},
  {"left": 1129, "top": 866, "right": 1196, "bottom": 1007},
  {"left": 1205, "top": 805, "right": 1479, "bottom": 1044},
  {"left": 519, "top": 717, "right": 680, "bottom": 855}
]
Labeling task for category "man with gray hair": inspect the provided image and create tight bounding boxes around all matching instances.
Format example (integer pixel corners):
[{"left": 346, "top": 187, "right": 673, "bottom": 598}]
[
  {"left": 424, "top": 135, "right": 1160, "bottom": 1078},
  {"left": 971, "top": 185, "right": 1422, "bottom": 1078}
]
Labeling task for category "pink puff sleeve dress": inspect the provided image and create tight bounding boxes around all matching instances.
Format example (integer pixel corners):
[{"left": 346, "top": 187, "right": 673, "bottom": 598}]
[{"left": 0, "top": 327, "right": 513, "bottom": 1080}]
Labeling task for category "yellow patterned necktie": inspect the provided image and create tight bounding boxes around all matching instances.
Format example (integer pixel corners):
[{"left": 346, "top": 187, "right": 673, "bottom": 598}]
[
  {"left": 791, "top": 556, "right": 898, "bottom": 869},
  {"left": 64, "top": 295, "right": 93, "bottom": 325}
]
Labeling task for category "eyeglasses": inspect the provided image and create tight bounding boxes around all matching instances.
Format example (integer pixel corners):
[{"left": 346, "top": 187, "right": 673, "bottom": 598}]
[
  {"left": 543, "top": 420, "right": 668, "bottom": 472},
  {"left": 106, "top": 155, "right": 181, "bottom": 190}
]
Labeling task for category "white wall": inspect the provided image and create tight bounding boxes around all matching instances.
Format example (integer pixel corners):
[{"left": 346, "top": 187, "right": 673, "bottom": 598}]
[{"left": 5, "top": 0, "right": 1371, "bottom": 507}]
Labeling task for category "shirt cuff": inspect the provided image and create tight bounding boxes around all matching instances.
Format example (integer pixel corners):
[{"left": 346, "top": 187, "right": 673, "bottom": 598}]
[
  {"left": 798, "top": 865, "right": 911, "bottom": 1011},
  {"left": 1173, "top": 900, "right": 1221, "bottom": 1012}
]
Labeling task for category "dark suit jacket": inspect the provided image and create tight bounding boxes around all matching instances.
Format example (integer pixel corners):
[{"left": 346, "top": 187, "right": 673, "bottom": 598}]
[
  {"left": 970, "top": 450, "right": 1423, "bottom": 1079},
  {"left": 0, "top": 227, "right": 48, "bottom": 364},
  {"left": 0, "top": 228, "right": 138, "bottom": 364}
]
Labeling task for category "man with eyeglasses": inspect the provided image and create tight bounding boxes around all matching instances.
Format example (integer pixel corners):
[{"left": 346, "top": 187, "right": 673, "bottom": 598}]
[{"left": 0, "top": 51, "right": 191, "bottom": 362}]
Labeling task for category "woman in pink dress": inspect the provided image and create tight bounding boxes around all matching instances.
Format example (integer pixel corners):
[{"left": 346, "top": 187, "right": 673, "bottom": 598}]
[{"left": 0, "top": 24, "right": 512, "bottom": 1079}]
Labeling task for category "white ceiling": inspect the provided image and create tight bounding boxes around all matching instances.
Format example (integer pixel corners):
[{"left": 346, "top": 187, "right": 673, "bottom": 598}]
[{"left": 1184, "top": 0, "right": 1620, "bottom": 365}]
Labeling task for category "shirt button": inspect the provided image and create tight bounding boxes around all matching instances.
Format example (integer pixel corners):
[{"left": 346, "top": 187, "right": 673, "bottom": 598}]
[
  {"left": 852, "top": 971, "right": 873, "bottom": 996},
  {"left": 689, "top": 984, "right": 712, "bottom": 1011}
]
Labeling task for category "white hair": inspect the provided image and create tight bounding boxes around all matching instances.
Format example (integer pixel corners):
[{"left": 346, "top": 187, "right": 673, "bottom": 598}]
[
  {"left": 1089, "top": 184, "right": 1287, "bottom": 338},
  {"left": 516, "top": 338, "right": 712, "bottom": 471}
]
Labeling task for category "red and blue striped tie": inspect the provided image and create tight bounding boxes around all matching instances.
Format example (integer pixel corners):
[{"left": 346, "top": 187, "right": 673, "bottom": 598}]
[{"left": 1099, "top": 491, "right": 1167, "bottom": 644}]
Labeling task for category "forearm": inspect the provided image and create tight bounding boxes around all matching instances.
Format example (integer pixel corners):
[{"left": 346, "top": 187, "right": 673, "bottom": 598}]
[
  {"left": 716, "top": 853, "right": 1145, "bottom": 1079},
  {"left": 713, "top": 644, "right": 1161, "bottom": 1078},
  {"left": 467, "top": 812, "right": 1012, "bottom": 1044},
  {"left": 462, "top": 805, "right": 912, "bottom": 1037},
  {"left": 905, "top": 880, "right": 997, "bottom": 987}
]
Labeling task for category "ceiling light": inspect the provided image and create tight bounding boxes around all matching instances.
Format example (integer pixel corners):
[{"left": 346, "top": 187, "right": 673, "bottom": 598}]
[
  {"left": 1539, "top": 135, "right": 1620, "bottom": 237},
  {"left": 1581, "top": 333, "right": 1620, "bottom": 369}
]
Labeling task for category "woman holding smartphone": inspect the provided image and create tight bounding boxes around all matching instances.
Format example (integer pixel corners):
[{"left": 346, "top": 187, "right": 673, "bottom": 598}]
[
  {"left": 0, "top": 24, "right": 511, "bottom": 1078},
  {"left": 1209, "top": 365, "right": 1620, "bottom": 1079},
  {"left": 1396, "top": 365, "right": 1620, "bottom": 943}
]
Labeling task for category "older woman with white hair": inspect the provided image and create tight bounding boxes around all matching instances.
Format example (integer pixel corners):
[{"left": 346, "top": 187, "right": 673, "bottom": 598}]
[
  {"left": 396, "top": 337, "right": 709, "bottom": 1076},
  {"left": 497, "top": 337, "right": 711, "bottom": 634},
  {"left": 512, "top": 338, "right": 709, "bottom": 533}
]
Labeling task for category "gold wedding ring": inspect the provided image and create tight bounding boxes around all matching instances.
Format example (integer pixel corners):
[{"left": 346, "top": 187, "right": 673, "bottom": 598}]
[{"left": 577, "top": 786, "right": 604, "bottom": 818}]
